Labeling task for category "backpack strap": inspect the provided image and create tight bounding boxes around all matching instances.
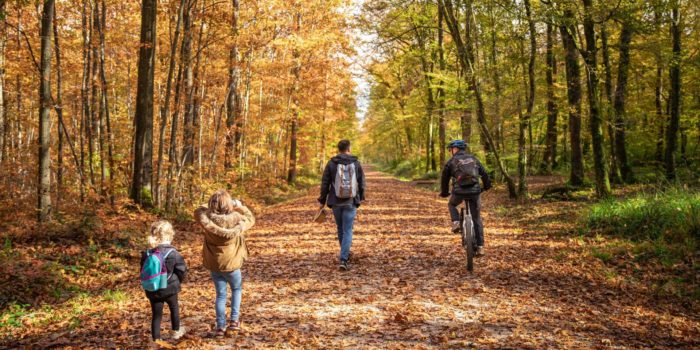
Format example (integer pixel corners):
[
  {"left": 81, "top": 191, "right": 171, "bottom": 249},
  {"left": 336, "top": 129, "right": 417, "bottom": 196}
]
[{"left": 162, "top": 249, "right": 175, "bottom": 280}]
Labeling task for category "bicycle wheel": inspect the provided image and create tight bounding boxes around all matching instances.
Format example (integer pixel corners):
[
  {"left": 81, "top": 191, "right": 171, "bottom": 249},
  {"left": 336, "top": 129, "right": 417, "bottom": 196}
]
[{"left": 462, "top": 212, "right": 475, "bottom": 272}]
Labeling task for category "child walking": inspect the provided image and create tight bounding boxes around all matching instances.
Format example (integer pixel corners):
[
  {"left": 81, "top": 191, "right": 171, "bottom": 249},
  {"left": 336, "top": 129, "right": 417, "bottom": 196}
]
[
  {"left": 194, "top": 190, "right": 255, "bottom": 337},
  {"left": 140, "top": 221, "right": 188, "bottom": 343}
]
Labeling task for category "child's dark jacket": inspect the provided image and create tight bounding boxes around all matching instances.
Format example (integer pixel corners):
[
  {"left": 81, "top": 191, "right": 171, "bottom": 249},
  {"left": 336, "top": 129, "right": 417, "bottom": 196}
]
[{"left": 140, "top": 244, "right": 187, "bottom": 300}]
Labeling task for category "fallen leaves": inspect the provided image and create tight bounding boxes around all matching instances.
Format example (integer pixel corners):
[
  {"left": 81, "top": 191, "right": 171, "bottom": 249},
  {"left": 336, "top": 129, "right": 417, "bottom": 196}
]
[{"left": 1, "top": 169, "right": 699, "bottom": 348}]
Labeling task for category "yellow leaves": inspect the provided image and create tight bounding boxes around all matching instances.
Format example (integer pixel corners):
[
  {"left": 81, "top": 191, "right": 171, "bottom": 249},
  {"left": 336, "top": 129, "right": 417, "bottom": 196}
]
[
  {"left": 4, "top": 168, "right": 700, "bottom": 348},
  {"left": 154, "top": 339, "right": 176, "bottom": 349}
]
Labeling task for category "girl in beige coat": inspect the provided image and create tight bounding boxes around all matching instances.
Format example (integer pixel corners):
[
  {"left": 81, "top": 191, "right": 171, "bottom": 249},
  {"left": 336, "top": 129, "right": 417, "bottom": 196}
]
[{"left": 194, "top": 190, "right": 255, "bottom": 336}]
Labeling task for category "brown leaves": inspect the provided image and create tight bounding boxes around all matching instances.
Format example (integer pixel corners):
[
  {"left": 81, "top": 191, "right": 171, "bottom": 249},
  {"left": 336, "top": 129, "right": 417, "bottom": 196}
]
[{"left": 2, "top": 170, "right": 700, "bottom": 348}]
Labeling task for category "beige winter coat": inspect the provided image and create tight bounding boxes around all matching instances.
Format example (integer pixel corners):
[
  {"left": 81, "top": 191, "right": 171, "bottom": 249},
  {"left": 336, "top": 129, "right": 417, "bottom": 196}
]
[{"left": 194, "top": 204, "right": 255, "bottom": 273}]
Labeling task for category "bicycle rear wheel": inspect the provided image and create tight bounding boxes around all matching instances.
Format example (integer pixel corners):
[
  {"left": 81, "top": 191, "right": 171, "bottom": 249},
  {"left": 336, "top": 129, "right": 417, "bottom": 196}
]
[{"left": 462, "top": 211, "right": 475, "bottom": 272}]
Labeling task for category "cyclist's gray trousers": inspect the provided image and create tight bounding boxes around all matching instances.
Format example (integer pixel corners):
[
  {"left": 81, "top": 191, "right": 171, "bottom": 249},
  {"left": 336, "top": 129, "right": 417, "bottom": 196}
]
[{"left": 448, "top": 194, "right": 484, "bottom": 247}]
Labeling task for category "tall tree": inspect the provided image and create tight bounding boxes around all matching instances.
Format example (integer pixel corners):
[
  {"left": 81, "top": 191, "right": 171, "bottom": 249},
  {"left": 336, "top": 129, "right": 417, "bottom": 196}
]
[
  {"left": 97, "top": 0, "right": 114, "bottom": 204},
  {"left": 581, "top": 0, "right": 610, "bottom": 197},
  {"left": 437, "top": 5, "right": 446, "bottom": 166},
  {"left": 439, "top": 0, "right": 517, "bottom": 198},
  {"left": 38, "top": 0, "right": 55, "bottom": 221},
  {"left": 287, "top": 11, "right": 302, "bottom": 184},
  {"left": 613, "top": 20, "right": 634, "bottom": 183},
  {"left": 130, "top": 0, "right": 157, "bottom": 205},
  {"left": 654, "top": 7, "right": 664, "bottom": 163},
  {"left": 0, "top": 0, "right": 5, "bottom": 165},
  {"left": 665, "top": 0, "right": 681, "bottom": 180},
  {"left": 53, "top": 4, "right": 64, "bottom": 210},
  {"left": 600, "top": 23, "right": 621, "bottom": 183},
  {"left": 155, "top": 0, "right": 186, "bottom": 207},
  {"left": 541, "top": 21, "right": 558, "bottom": 173},
  {"left": 224, "top": 0, "right": 242, "bottom": 170},
  {"left": 518, "top": 0, "right": 536, "bottom": 198},
  {"left": 181, "top": 0, "right": 196, "bottom": 167},
  {"left": 559, "top": 9, "right": 584, "bottom": 187}
]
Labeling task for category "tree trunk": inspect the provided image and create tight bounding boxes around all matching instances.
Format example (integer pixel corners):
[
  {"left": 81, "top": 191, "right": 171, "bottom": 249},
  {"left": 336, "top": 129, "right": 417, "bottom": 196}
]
[
  {"left": 613, "top": 21, "right": 634, "bottom": 183},
  {"left": 97, "top": 0, "right": 114, "bottom": 205},
  {"left": 542, "top": 22, "right": 558, "bottom": 173},
  {"left": 155, "top": 0, "right": 185, "bottom": 208},
  {"left": 81, "top": 0, "right": 95, "bottom": 187},
  {"left": 464, "top": 0, "right": 490, "bottom": 158},
  {"left": 38, "top": 0, "right": 54, "bottom": 222},
  {"left": 53, "top": 5, "right": 63, "bottom": 212},
  {"left": 559, "top": 11, "right": 584, "bottom": 187},
  {"left": 518, "top": 0, "right": 535, "bottom": 199},
  {"left": 654, "top": 9, "right": 664, "bottom": 164},
  {"left": 287, "top": 12, "right": 301, "bottom": 184},
  {"left": 181, "top": 0, "right": 195, "bottom": 168},
  {"left": 665, "top": 1, "right": 681, "bottom": 180},
  {"left": 92, "top": 1, "right": 105, "bottom": 197},
  {"left": 130, "top": 0, "right": 157, "bottom": 205},
  {"left": 12, "top": 2, "right": 20, "bottom": 162},
  {"left": 166, "top": 54, "right": 185, "bottom": 210},
  {"left": 224, "top": 0, "right": 241, "bottom": 170},
  {"left": 54, "top": 10, "right": 84, "bottom": 208},
  {"left": 437, "top": 6, "right": 446, "bottom": 166},
  {"left": 0, "top": 0, "right": 5, "bottom": 165},
  {"left": 439, "top": 0, "right": 516, "bottom": 198},
  {"left": 488, "top": 2, "right": 503, "bottom": 153},
  {"left": 601, "top": 23, "right": 622, "bottom": 183},
  {"left": 582, "top": 0, "right": 610, "bottom": 197}
]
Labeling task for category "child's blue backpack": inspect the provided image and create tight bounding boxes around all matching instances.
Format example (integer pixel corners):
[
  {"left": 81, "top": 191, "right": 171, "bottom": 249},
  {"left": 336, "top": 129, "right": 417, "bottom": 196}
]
[{"left": 140, "top": 249, "right": 173, "bottom": 292}]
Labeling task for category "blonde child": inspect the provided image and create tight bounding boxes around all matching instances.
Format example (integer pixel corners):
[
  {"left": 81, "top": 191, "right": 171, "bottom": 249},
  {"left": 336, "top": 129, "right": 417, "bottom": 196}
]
[{"left": 140, "top": 221, "right": 188, "bottom": 342}]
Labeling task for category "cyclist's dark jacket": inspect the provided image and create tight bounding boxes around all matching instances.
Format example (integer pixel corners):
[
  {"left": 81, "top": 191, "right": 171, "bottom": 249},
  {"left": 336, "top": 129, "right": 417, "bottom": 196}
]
[
  {"left": 440, "top": 150, "right": 492, "bottom": 196},
  {"left": 318, "top": 154, "right": 366, "bottom": 208}
]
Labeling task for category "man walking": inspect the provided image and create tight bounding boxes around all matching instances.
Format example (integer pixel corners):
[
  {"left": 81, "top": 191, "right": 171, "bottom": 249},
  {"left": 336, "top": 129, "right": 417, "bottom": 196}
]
[{"left": 319, "top": 140, "right": 366, "bottom": 270}]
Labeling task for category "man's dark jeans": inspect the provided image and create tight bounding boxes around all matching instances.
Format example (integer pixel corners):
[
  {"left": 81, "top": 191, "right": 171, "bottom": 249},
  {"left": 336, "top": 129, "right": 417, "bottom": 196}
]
[{"left": 448, "top": 194, "right": 484, "bottom": 247}]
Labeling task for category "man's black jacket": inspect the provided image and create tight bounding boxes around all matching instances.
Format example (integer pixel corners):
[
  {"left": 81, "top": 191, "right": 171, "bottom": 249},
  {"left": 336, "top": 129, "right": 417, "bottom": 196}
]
[
  {"left": 318, "top": 154, "right": 366, "bottom": 207},
  {"left": 440, "top": 151, "right": 492, "bottom": 196}
]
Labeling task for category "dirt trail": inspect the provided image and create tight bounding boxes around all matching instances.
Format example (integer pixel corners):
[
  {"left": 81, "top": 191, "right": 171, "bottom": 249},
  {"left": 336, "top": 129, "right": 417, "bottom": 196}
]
[{"left": 9, "top": 168, "right": 699, "bottom": 349}]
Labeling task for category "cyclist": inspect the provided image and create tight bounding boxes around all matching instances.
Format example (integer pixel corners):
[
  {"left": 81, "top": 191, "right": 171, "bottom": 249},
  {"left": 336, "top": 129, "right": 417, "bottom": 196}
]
[{"left": 439, "top": 140, "right": 492, "bottom": 256}]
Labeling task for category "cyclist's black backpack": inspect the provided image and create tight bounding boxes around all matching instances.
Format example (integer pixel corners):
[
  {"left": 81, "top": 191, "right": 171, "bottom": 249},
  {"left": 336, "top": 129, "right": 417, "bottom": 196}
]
[{"left": 452, "top": 155, "right": 479, "bottom": 187}]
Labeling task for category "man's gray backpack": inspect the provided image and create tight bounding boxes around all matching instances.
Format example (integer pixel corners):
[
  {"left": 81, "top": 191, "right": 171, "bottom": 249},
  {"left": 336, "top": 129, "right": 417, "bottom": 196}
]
[{"left": 335, "top": 163, "right": 358, "bottom": 199}]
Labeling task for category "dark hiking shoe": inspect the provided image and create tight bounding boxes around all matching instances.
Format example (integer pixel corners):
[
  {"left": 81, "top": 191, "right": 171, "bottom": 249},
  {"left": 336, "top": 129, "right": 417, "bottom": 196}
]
[
  {"left": 339, "top": 260, "right": 349, "bottom": 270},
  {"left": 228, "top": 320, "right": 241, "bottom": 332},
  {"left": 213, "top": 328, "right": 226, "bottom": 338}
]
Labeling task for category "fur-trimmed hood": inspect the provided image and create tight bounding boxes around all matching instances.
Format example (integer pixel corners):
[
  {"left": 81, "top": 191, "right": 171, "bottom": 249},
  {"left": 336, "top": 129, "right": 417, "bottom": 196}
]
[{"left": 194, "top": 205, "right": 255, "bottom": 272}]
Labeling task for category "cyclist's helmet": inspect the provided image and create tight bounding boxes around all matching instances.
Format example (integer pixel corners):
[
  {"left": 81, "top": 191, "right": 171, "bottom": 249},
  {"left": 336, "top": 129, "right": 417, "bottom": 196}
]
[{"left": 447, "top": 139, "right": 467, "bottom": 150}]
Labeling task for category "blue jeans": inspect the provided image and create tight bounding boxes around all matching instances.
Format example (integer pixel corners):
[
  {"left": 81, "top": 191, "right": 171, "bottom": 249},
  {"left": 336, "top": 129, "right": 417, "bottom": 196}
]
[
  {"left": 211, "top": 270, "right": 242, "bottom": 329},
  {"left": 332, "top": 205, "right": 357, "bottom": 262}
]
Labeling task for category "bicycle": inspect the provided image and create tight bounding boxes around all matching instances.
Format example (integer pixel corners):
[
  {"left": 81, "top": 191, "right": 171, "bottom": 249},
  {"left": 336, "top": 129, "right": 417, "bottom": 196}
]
[{"left": 459, "top": 205, "right": 477, "bottom": 272}]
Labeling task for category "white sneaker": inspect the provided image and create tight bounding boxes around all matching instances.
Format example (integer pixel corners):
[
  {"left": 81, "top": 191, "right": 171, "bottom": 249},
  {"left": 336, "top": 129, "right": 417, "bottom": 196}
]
[
  {"left": 476, "top": 246, "right": 485, "bottom": 256},
  {"left": 172, "top": 326, "right": 186, "bottom": 340},
  {"left": 452, "top": 221, "right": 461, "bottom": 233}
]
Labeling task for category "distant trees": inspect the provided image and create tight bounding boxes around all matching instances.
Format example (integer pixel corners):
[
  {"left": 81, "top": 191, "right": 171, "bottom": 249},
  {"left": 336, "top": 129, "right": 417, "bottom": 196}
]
[{"left": 360, "top": 0, "right": 697, "bottom": 198}]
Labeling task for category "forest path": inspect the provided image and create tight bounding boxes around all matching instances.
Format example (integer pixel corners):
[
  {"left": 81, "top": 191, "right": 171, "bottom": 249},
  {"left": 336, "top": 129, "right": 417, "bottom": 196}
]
[{"left": 12, "top": 168, "right": 699, "bottom": 349}]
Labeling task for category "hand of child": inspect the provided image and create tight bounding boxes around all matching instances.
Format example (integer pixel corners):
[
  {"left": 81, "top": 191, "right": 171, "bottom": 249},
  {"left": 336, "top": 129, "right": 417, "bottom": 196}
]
[{"left": 231, "top": 199, "right": 242, "bottom": 208}]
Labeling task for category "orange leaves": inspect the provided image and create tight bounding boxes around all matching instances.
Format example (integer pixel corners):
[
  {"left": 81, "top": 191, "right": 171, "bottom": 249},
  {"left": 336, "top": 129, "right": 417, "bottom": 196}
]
[{"left": 3, "top": 170, "right": 700, "bottom": 348}]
